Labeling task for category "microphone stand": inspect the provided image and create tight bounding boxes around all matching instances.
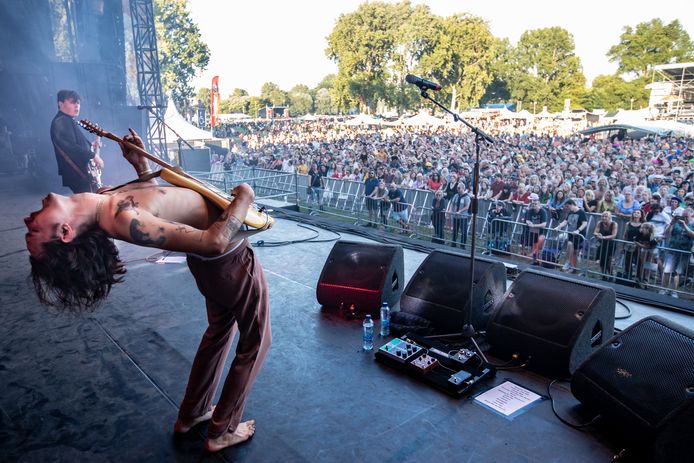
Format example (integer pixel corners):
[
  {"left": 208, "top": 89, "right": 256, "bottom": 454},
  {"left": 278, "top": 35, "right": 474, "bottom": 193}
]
[
  {"left": 418, "top": 88, "right": 495, "bottom": 362},
  {"left": 139, "top": 106, "right": 196, "bottom": 166}
]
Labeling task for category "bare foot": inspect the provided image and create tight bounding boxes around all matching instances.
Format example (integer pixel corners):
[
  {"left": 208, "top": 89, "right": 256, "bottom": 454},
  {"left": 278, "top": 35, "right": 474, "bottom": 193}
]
[
  {"left": 204, "top": 420, "right": 256, "bottom": 452},
  {"left": 173, "top": 406, "right": 216, "bottom": 434}
]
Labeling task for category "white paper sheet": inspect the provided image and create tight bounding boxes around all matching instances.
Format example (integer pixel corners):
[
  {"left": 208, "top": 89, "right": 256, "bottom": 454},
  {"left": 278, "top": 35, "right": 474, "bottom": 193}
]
[{"left": 474, "top": 381, "right": 542, "bottom": 417}]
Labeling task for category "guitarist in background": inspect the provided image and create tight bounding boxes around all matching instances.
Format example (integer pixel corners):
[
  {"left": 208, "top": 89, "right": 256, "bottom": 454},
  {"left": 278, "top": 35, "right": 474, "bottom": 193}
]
[
  {"left": 26, "top": 129, "right": 271, "bottom": 452},
  {"left": 50, "top": 90, "right": 104, "bottom": 193}
]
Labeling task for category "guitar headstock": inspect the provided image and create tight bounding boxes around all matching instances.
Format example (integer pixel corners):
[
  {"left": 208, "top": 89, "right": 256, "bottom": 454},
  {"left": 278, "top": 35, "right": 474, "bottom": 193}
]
[{"left": 78, "top": 119, "right": 105, "bottom": 136}]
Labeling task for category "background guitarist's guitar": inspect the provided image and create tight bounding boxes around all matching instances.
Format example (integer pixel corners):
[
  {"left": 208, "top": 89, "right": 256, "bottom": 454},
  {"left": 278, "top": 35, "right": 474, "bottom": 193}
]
[{"left": 79, "top": 120, "right": 273, "bottom": 230}]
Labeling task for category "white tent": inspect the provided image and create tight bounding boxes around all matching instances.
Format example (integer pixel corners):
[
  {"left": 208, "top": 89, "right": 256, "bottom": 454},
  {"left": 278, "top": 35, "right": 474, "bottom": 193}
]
[
  {"left": 342, "top": 113, "right": 383, "bottom": 126},
  {"left": 164, "top": 99, "right": 213, "bottom": 141},
  {"left": 400, "top": 110, "right": 446, "bottom": 126},
  {"left": 516, "top": 109, "right": 534, "bottom": 120}
]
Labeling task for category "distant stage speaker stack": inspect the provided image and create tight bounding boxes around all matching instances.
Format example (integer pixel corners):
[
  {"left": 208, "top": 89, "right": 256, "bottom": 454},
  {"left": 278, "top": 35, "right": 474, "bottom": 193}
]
[
  {"left": 180, "top": 148, "right": 211, "bottom": 172},
  {"left": 571, "top": 316, "right": 694, "bottom": 462},
  {"left": 486, "top": 269, "right": 615, "bottom": 378},
  {"left": 399, "top": 250, "right": 507, "bottom": 332},
  {"left": 316, "top": 240, "right": 404, "bottom": 316}
]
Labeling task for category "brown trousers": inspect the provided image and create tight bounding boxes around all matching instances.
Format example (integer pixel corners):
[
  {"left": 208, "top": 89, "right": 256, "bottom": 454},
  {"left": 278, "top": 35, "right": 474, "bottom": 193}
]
[{"left": 180, "top": 239, "right": 272, "bottom": 439}]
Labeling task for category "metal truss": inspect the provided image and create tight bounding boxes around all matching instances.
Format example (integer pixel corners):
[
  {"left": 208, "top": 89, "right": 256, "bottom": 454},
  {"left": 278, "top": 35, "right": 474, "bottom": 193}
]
[{"left": 129, "top": 0, "right": 167, "bottom": 158}]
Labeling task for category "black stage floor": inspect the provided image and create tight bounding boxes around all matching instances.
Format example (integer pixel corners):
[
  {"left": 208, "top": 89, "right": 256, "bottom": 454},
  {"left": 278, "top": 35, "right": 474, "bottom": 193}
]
[{"left": 2, "top": 175, "right": 693, "bottom": 463}]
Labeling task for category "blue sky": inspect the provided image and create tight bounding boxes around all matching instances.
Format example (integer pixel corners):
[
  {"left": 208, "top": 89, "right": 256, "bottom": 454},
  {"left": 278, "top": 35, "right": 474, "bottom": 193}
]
[{"left": 188, "top": 0, "right": 694, "bottom": 95}]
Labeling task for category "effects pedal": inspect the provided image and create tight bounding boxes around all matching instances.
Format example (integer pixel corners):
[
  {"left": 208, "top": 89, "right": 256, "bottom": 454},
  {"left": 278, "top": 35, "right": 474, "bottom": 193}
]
[
  {"left": 454, "top": 348, "right": 477, "bottom": 364},
  {"left": 410, "top": 354, "right": 439, "bottom": 374},
  {"left": 448, "top": 370, "right": 473, "bottom": 386},
  {"left": 378, "top": 337, "right": 422, "bottom": 363}
]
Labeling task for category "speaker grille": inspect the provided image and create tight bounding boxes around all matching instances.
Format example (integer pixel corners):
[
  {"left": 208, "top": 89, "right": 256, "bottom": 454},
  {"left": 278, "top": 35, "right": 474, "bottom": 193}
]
[
  {"left": 492, "top": 272, "right": 604, "bottom": 347},
  {"left": 576, "top": 318, "right": 694, "bottom": 427}
]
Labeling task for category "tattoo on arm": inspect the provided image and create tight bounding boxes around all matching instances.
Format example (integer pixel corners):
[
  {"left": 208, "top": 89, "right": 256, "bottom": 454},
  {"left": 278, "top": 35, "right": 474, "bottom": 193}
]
[
  {"left": 216, "top": 211, "right": 243, "bottom": 244},
  {"left": 129, "top": 218, "right": 166, "bottom": 247},
  {"left": 115, "top": 195, "right": 139, "bottom": 217}
]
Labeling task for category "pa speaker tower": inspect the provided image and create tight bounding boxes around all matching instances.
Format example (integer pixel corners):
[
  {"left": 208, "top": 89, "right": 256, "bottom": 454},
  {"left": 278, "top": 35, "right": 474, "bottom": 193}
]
[
  {"left": 486, "top": 269, "right": 615, "bottom": 378},
  {"left": 316, "top": 240, "right": 404, "bottom": 316},
  {"left": 571, "top": 316, "right": 694, "bottom": 463},
  {"left": 399, "top": 250, "right": 507, "bottom": 332}
]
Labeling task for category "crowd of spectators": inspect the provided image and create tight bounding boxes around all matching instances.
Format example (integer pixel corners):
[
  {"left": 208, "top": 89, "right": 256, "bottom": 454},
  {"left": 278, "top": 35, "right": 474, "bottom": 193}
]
[{"left": 214, "top": 118, "right": 694, "bottom": 295}]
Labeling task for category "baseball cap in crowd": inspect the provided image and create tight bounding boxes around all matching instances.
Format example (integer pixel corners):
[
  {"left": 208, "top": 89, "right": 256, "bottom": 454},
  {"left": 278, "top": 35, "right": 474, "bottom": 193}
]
[
  {"left": 671, "top": 196, "right": 683, "bottom": 203},
  {"left": 529, "top": 193, "right": 540, "bottom": 201},
  {"left": 652, "top": 193, "right": 661, "bottom": 199},
  {"left": 494, "top": 201, "right": 504, "bottom": 208}
]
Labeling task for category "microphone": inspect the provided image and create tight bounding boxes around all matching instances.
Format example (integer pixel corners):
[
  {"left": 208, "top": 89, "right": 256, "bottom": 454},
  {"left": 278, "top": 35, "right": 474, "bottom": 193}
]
[{"left": 405, "top": 74, "right": 441, "bottom": 91}]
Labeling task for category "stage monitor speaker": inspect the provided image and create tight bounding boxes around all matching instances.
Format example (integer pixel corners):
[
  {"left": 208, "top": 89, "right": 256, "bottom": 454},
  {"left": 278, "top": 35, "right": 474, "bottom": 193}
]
[
  {"left": 486, "top": 269, "right": 615, "bottom": 378},
  {"left": 316, "top": 240, "right": 404, "bottom": 316},
  {"left": 399, "top": 250, "right": 507, "bottom": 332},
  {"left": 571, "top": 316, "right": 694, "bottom": 462},
  {"left": 180, "top": 148, "right": 211, "bottom": 172}
]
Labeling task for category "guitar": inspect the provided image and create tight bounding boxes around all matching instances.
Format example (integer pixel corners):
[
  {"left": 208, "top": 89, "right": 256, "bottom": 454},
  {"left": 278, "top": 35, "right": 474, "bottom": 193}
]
[
  {"left": 79, "top": 120, "right": 274, "bottom": 230},
  {"left": 87, "top": 137, "right": 103, "bottom": 190}
]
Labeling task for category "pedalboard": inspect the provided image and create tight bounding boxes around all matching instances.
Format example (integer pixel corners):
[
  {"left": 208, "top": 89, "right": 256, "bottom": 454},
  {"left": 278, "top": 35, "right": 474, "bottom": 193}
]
[{"left": 375, "top": 334, "right": 495, "bottom": 398}]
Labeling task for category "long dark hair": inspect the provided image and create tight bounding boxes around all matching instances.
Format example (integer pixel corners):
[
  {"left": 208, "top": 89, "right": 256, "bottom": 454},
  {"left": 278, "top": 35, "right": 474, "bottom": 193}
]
[{"left": 30, "top": 227, "right": 125, "bottom": 312}]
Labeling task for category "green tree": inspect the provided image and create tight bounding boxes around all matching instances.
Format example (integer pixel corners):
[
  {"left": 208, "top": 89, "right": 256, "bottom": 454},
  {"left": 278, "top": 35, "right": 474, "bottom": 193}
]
[
  {"left": 326, "top": 1, "right": 403, "bottom": 113},
  {"left": 582, "top": 75, "right": 649, "bottom": 112},
  {"left": 391, "top": 4, "right": 440, "bottom": 113},
  {"left": 155, "top": 0, "right": 210, "bottom": 106},
  {"left": 314, "top": 88, "right": 334, "bottom": 115},
  {"left": 509, "top": 27, "right": 586, "bottom": 112},
  {"left": 196, "top": 88, "right": 211, "bottom": 113},
  {"left": 288, "top": 84, "right": 313, "bottom": 116},
  {"left": 480, "top": 38, "right": 513, "bottom": 105},
  {"left": 221, "top": 88, "right": 250, "bottom": 114},
  {"left": 259, "top": 82, "right": 287, "bottom": 107},
  {"left": 419, "top": 14, "right": 497, "bottom": 111},
  {"left": 608, "top": 19, "right": 694, "bottom": 78}
]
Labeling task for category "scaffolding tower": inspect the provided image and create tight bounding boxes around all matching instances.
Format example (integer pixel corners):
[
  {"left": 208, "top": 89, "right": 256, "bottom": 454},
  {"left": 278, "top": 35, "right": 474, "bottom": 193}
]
[
  {"left": 650, "top": 62, "right": 694, "bottom": 121},
  {"left": 129, "top": 0, "right": 167, "bottom": 158}
]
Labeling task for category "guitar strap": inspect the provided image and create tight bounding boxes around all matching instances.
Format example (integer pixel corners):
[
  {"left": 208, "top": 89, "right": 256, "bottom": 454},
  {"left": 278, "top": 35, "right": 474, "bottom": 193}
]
[
  {"left": 96, "top": 170, "right": 162, "bottom": 194},
  {"left": 55, "top": 143, "right": 96, "bottom": 193}
]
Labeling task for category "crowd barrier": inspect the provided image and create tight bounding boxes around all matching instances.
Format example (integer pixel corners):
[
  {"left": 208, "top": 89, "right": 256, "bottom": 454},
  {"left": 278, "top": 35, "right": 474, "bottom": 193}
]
[{"left": 189, "top": 167, "right": 693, "bottom": 298}]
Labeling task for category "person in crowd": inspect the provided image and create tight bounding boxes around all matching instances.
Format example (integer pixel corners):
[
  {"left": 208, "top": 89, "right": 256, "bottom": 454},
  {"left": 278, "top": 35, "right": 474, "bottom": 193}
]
[
  {"left": 412, "top": 172, "right": 427, "bottom": 190},
  {"left": 583, "top": 189, "right": 598, "bottom": 213},
  {"left": 367, "top": 179, "right": 389, "bottom": 228},
  {"left": 26, "top": 129, "right": 271, "bottom": 452},
  {"left": 490, "top": 173, "right": 505, "bottom": 199},
  {"left": 549, "top": 190, "right": 568, "bottom": 221},
  {"left": 430, "top": 190, "right": 447, "bottom": 244},
  {"left": 539, "top": 183, "right": 552, "bottom": 205},
  {"left": 50, "top": 90, "right": 104, "bottom": 193},
  {"left": 555, "top": 199, "right": 588, "bottom": 273},
  {"left": 660, "top": 208, "right": 694, "bottom": 297},
  {"left": 485, "top": 201, "right": 510, "bottom": 254},
  {"left": 594, "top": 211, "right": 618, "bottom": 278},
  {"left": 510, "top": 184, "right": 530, "bottom": 205},
  {"left": 444, "top": 172, "right": 461, "bottom": 200},
  {"left": 663, "top": 195, "right": 683, "bottom": 219},
  {"left": 307, "top": 162, "right": 324, "bottom": 209},
  {"left": 633, "top": 222, "right": 658, "bottom": 287},
  {"left": 427, "top": 172, "right": 443, "bottom": 191},
  {"left": 522, "top": 193, "right": 549, "bottom": 264},
  {"left": 448, "top": 183, "right": 470, "bottom": 249},
  {"left": 384, "top": 182, "right": 410, "bottom": 234},
  {"left": 363, "top": 170, "right": 380, "bottom": 227},
  {"left": 598, "top": 190, "right": 617, "bottom": 213},
  {"left": 622, "top": 209, "right": 645, "bottom": 281},
  {"left": 614, "top": 191, "right": 640, "bottom": 219}
]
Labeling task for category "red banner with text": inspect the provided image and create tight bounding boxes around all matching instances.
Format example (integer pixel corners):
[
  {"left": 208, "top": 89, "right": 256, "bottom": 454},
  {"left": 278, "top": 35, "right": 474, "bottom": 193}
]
[{"left": 210, "top": 75, "right": 220, "bottom": 127}]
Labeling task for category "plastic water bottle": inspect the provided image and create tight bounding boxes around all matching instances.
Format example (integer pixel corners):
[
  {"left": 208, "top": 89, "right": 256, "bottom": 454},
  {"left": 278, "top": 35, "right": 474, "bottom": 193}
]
[
  {"left": 363, "top": 315, "right": 374, "bottom": 351},
  {"left": 380, "top": 302, "right": 390, "bottom": 337}
]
